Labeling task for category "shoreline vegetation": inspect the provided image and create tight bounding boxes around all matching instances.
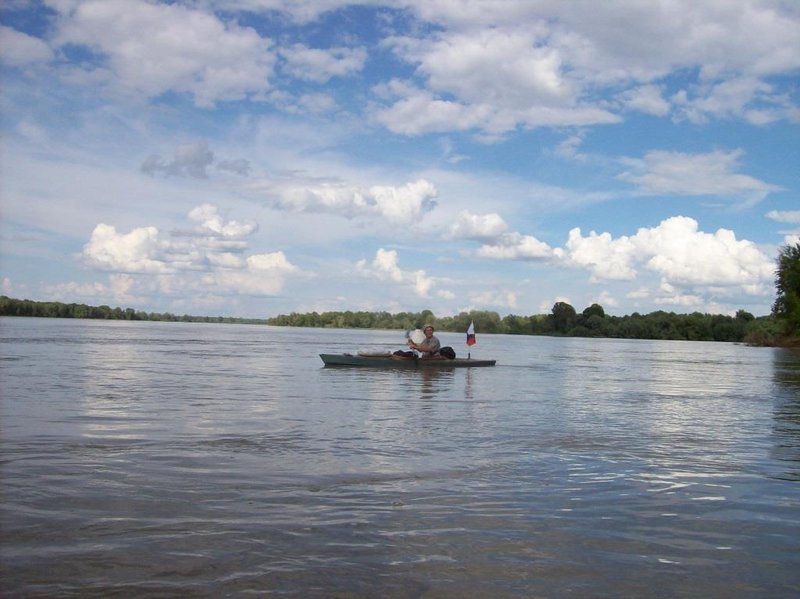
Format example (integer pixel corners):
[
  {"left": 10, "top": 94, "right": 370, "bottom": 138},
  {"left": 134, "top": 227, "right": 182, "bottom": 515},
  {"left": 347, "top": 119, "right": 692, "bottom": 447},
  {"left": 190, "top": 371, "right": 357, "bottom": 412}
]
[{"left": 2, "top": 295, "right": 796, "bottom": 347}]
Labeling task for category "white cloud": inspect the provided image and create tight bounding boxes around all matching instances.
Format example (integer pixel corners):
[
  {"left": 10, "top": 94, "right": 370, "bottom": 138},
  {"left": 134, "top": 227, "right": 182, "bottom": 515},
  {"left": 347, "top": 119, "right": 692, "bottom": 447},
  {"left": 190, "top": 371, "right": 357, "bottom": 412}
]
[
  {"left": 555, "top": 132, "right": 587, "bottom": 160},
  {"left": 372, "top": 83, "right": 491, "bottom": 135},
  {"left": 595, "top": 290, "right": 618, "bottom": 308},
  {"left": 637, "top": 217, "right": 770, "bottom": 286},
  {"left": 654, "top": 280, "right": 705, "bottom": 308},
  {"left": 81, "top": 204, "right": 299, "bottom": 298},
  {"left": 375, "top": 1, "right": 800, "bottom": 135},
  {"left": 142, "top": 142, "right": 252, "bottom": 179},
  {"left": 42, "top": 279, "right": 112, "bottom": 299},
  {"left": 766, "top": 210, "right": 800, "bottom": 224},
  {"left": 475, "top": 232, "right": 553, "bottom": 260},
  {"left": 356, "top": 248, "right": 438, "bottom": 298},
  {"left": 188, "top": 204, "right": 257, "bottom": 238},
  {"left": 407, "top": 0, "right": 800, "bottom": 82},
  {"left": 198, "top": 0, "right": 353, "bottom": 25},
  {"left": 280, "top": 44, "right": 367, "bottom": 83},
  {"left": 564, "top": 228, "right": 637, "bottom": 281},
  {"left": 470, "top": 289, "right": 518, "bottom": 309},
  {"left": 142, "top": 141, "right": 215, "bottom": 178},
  {"left": 673, "top": 76, "right": 793, "bottom": 124},
  {"left": 448, "top": 211, "right": 508, "bottom": 241},
  {"left": 52, "top": 0, "right": 276, "bottom": 106},
  {"left": 202, "top": 251, "right": 297, "bottom": 296},
  {"left": 618, "top": 149, "right": 781, "bottom": 205},
  {"left": 563, "top": 216, "right": 774, "bottom": 292},
  {"left": 295, "top": 92, "right": 337, "bottom": 114},
  {"left": 621, "top": 84, "right": 671, "bottom": 116},
  {"left": 373, "top": 81, "right": 620, "bottom": 137},
  {"left": 0, "top": 25, "right": 54, "bottom": 66},
  {"left": 390, "top": 27, "right": 576, "bottom": 108},
  {"left": 251, "top": 177, "right": 438, "bottom": 225},
  {"left": 41, "top": 273, "right": 144, "bottom": 305},
  {"left": 83, "top": 224, "right": 171, "bottom": 274}
]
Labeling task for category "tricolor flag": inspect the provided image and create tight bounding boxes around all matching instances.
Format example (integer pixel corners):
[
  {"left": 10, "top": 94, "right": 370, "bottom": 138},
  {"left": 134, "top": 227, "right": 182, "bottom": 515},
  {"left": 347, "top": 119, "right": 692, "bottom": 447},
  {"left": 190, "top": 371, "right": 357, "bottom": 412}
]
[{"left": 466, "top": 320, "right": 476, "bottom": 346}]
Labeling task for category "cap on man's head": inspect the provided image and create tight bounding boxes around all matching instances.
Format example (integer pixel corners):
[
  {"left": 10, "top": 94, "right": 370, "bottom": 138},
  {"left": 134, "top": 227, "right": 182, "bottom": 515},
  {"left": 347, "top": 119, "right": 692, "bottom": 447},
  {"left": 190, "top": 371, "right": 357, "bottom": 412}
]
[{"left": 423, "top": 324, "right": 434, "bottom": 331}]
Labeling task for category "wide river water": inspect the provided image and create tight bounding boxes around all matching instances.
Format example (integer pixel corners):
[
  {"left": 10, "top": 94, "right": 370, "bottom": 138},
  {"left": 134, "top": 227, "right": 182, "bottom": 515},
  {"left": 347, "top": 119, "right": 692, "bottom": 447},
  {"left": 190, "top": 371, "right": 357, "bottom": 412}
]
[{"left": 1, "top": 317, "right": 799, "bottom": 598}]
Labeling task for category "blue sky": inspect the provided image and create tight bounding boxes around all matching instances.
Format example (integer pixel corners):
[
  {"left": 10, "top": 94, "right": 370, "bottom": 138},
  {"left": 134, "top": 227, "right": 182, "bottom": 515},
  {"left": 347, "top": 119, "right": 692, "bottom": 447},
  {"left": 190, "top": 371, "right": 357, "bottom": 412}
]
[{"left": 1, "top": 0, "right": 798, "bottom": 318}]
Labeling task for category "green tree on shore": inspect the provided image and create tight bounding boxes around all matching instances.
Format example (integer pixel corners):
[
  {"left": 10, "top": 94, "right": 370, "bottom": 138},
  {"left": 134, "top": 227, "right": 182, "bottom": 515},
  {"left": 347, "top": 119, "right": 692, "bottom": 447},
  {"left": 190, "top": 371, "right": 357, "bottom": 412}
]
[{"left": 773, "top": 242, "right": 800, "bottom": 336}]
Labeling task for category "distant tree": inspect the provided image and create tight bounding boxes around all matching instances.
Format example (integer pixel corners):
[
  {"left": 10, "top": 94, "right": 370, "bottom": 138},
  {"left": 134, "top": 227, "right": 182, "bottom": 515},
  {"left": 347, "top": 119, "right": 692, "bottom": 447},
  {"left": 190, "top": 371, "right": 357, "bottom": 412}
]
[
  {"left": 773, "top": 242, "right": 800, "bottom": 336},
  {"left": 551, "top": 302, "right": 577, "bottom": 334},
  {"left": 501, "top": 314, "right": 532, "bottom": 335},
  {"left": 582, "top": 303, "right": 605, "bottom": 319}
]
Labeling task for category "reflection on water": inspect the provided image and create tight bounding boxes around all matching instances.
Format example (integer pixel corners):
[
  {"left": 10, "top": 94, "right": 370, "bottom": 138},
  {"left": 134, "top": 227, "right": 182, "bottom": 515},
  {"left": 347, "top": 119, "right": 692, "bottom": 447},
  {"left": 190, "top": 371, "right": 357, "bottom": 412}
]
[
  {"left": 771, "top": 349, "right": 800, "bottom": 480},
  {"left": 1, "top": 319, "right": 799, "bottom": 598}
]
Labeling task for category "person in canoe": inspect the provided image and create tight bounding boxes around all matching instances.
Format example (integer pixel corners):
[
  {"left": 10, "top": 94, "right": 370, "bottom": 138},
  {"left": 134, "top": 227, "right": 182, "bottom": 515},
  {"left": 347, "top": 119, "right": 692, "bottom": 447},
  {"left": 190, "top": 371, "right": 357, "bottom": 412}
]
[{"left": 407, "top": 324, "right": 441, "bottom": 357}]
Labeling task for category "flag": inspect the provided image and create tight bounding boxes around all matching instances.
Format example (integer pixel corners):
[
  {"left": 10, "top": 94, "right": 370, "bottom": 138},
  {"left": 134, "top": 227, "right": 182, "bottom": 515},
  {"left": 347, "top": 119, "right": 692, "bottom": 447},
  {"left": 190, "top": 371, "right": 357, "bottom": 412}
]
[{"left": 466, "top": 320, "right": 476, "bottom": 346}]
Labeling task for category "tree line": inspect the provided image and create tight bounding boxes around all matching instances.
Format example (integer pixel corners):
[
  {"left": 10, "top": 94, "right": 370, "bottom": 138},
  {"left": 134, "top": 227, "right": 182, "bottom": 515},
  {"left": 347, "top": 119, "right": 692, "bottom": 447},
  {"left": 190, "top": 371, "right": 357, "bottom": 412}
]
[
  {"left": 2, "top": 241, "right": 798, "bottom": 346},
  {"left": 0, "top": 296, "right": 269, "bottom": 325},
  {"left": 265, "top": 304, "right": 778, "bottom": 343},
  {"left": 0, "top": 294, "right": 773, "bottom": 343}
]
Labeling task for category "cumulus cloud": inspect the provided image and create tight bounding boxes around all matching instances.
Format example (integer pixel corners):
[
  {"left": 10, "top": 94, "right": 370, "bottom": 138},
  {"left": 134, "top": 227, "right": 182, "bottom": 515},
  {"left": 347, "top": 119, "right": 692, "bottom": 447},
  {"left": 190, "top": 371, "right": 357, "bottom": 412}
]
[
  {"left": 371, "top": 83, "right": 492, "bottom": 135},
  {"left": 458, "top": 211, "right": 773, "bottom": 309},
  {"left": 82, "top": 204, "right": 299, "bottom": 297},
  {"left": 254, "top": 178, "right": 438, "bottom": 225},
  {"left": 448, "top": 211, "right": 508, "bottom": 241},
  {"left": 201, "top": 251, "right": 297, "bottom": 296},
  {"left": 563, "top": 216, "right": 774, "bottom": 293},
  {"left": 83, "top": 224, "right": 171, "bottom": 273},
  {"left": 475, "top": 232, "right": 554, "bottom": 260},
  {"left": 188, "top": 204, "right": 257, "bottom": 238},
  {"left": 388, "top": 27, "right": 574, "bottom": 106},
  {"left": 564, "top": 229, "right": 637, "bottom": 281},
  {"left": 356, "top": 248, "right": 438, "bottom": 298},
  {"left": 618, "top": 149, "right": 781, "bottom": 205},
  {"left": 51, "top": 0, "right": 276, "bottom": 106},
  {"left": 280, "top": 44, "right": 367, "bottom": 83}
]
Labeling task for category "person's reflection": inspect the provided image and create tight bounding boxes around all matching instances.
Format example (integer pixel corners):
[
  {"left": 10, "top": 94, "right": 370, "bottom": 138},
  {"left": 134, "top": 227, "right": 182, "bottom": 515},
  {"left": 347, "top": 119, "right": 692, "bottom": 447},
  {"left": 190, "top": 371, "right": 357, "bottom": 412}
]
[{"left": 419, "top": 368, "right": 442, "bottom": 401}]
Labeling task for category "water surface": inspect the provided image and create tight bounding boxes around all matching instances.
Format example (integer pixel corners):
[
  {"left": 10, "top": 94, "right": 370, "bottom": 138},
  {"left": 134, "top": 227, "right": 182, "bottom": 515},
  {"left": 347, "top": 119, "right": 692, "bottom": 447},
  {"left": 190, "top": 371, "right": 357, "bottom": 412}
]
[{"left": 1, "top": 318, "right": 798, "bottom": 597}]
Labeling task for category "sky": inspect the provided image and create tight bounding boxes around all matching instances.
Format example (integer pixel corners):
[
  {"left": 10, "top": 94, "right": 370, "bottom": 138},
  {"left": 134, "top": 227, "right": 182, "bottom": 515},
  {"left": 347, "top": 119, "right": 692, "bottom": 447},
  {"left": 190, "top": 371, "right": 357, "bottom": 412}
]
[{"left": 1, "top": 0, "right": 799, "bottom": 319}]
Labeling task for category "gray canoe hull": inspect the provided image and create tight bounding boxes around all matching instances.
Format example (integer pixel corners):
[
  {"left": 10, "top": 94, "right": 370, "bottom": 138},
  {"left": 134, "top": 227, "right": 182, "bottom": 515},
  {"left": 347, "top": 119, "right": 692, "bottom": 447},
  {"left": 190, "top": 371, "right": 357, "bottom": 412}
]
[{"left": 320, "top": 353, "right": 496, "bottom": 368}]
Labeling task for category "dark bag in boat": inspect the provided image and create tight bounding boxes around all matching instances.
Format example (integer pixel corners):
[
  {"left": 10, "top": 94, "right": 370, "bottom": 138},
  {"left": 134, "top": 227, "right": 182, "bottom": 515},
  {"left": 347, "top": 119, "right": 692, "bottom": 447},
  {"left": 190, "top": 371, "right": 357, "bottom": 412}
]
[
  {"left": 439, "top": 346, "right": 456, "bottom": 359},
  {"left": 393, "top": 350, "right": 416, "bottom": 358}
]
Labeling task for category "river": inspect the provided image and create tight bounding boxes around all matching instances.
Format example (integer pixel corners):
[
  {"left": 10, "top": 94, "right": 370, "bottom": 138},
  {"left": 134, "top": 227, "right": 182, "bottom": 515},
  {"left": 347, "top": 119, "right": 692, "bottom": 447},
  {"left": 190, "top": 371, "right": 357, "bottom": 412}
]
[{"left": 1, "top": 317, "right": 798, "bottom": 597}]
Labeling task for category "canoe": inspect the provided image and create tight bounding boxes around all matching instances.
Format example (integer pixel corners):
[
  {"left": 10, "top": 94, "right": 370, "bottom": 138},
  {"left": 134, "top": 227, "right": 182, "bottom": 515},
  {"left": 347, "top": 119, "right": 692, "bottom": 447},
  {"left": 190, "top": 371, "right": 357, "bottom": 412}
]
[{"left": 320, "top": 352, "right": 496, "bottom": 368}]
